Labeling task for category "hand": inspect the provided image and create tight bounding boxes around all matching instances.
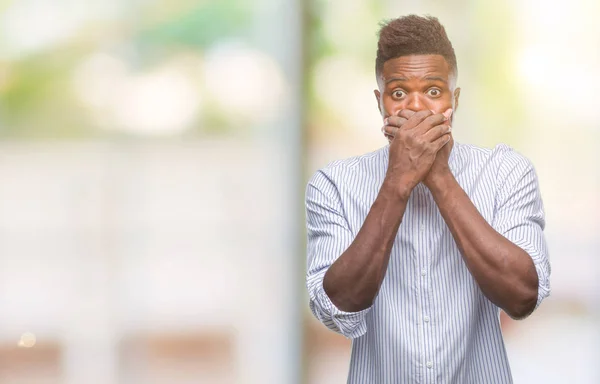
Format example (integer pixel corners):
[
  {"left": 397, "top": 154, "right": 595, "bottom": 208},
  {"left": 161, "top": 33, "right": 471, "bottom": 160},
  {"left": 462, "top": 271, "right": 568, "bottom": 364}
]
[
  {"left": 383, "top": 109, "right": 452, "bottom": 198},
  {"left": 423, "top": 109, "right": 453, "bottom": 188}
]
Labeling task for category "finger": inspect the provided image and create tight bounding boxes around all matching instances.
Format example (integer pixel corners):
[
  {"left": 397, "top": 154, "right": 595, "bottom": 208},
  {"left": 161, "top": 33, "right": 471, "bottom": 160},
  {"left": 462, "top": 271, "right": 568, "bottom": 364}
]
[
  {"left": 402, "top": 110, "right": 434, "bottom": 130},
  {"left": 397, "top": 109, "right": 417, "bottom": 119},
  {"left": 422, "top": 123, "right": 452, "bottom": 143},
  {"left": 430, "top": 132, "right": 452, "bottom": 152},
  {"left": 385, "top": 116, "right": 408, "bottom": 127},
  {"left": 414, "top": 112, "right": 448, "bottom": 135},
  {"left": 381, "top": 125, "right": 399, "bottom": 137},
  {"left": 443, "top": 108, "right": 453, "bottom": 121}
]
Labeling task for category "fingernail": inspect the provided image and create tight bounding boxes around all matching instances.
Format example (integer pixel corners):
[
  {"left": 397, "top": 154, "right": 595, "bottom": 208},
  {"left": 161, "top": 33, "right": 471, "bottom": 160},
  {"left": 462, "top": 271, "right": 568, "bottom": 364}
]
[
  {"left": 384, "top": 117, "right": 389, "bottom": 125},
  {"left": 443, "top": 108, "right": 453, "bottom": 120}
]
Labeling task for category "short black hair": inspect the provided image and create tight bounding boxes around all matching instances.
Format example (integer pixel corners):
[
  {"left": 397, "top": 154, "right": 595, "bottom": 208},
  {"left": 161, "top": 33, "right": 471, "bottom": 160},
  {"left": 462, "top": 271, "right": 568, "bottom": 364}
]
[{"left": 375, "top": 15, "right": 457, "bottom": 78}]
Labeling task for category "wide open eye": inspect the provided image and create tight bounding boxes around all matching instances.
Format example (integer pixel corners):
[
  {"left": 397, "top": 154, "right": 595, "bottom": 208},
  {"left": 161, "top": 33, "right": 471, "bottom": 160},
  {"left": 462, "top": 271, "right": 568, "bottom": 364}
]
[
  {"left": 392, "top": 90, "right": 405, "bottom": 99},
  {"left": 427, "top": 88, "right": 442, "bottom": 97}
]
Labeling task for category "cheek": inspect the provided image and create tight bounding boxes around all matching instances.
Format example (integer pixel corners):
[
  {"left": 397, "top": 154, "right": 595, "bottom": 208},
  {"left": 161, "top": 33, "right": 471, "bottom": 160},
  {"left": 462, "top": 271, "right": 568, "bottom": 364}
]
[
  {"left": 382, "top": 97, "right": 403, "bottom": 116},
  {"left": 429, "top": 97, "right": 454, "bottom": 114}
]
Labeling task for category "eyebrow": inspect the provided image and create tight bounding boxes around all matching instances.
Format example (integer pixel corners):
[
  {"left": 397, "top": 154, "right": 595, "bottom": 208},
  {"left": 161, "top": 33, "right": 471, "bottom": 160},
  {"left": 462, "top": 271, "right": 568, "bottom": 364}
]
[
  {"left": 385, "top": 76, "right": 448, "bottom": 85},
  {"left": 424, "top": 76, "right": 447, "bottom": 83},
  {"left": 385, "top": 77, "right": 408, "bottom": 84}
]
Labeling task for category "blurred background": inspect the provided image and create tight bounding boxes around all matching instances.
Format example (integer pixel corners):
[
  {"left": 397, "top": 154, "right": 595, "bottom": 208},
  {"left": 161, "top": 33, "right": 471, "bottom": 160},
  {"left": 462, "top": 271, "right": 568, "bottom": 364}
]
[{"left": 0, "top": 0, "right": 598, "bottom": 383}]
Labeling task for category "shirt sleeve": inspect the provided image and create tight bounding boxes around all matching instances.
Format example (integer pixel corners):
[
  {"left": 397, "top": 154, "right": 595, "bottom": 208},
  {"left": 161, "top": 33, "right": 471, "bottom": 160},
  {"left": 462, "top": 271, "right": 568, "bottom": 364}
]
[
  {"left": 491, "top": 152, "right": 551, "bottom": 313},
  {"left": 305, "top": 170, "right": 371, "bottom": 339}
]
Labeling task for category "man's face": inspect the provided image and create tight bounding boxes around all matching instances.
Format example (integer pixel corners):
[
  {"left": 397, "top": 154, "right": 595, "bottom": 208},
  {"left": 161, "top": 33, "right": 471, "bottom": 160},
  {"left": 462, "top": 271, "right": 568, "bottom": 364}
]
[{"left": 374, "top": 54, "right": 460, "bottom": 120}]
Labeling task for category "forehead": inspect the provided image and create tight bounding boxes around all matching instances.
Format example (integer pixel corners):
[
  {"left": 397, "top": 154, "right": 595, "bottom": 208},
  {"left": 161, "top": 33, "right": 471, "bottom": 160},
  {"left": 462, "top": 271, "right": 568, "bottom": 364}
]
[{"left": 380, "top": 54, "right": 452, "bottom": 83}]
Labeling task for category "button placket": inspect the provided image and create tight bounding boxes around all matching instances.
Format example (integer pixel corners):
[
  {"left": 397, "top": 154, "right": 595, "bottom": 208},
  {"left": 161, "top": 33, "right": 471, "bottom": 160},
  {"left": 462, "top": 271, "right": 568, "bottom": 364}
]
[{"left": 417, "top": 186, "right": 436, "bottom": 380}]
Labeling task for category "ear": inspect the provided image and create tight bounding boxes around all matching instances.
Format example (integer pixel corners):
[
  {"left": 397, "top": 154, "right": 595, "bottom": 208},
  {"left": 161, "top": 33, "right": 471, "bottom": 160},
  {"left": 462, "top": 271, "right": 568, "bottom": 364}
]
[
  {"left": 374, "top": 89, "right": 382, "bottom": 115},
  {"left": 453, "top": 87, "right": 461, "bottom": 113}
]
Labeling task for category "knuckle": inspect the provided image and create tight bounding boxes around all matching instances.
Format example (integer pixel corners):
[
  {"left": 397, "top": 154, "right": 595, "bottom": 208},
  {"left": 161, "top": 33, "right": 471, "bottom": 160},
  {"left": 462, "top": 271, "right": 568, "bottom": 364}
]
[
  {"left": 417, "top": 110, "right": 431, "bottom": 118},
  {"left": 393, "top": 117, "right": 407, "bottom": 127},
  {"left": 423, "top": 112, "right": 436, "bottom": 124},
  {"left": 401, "top": 109, "right": 415, "bottom": 118}
]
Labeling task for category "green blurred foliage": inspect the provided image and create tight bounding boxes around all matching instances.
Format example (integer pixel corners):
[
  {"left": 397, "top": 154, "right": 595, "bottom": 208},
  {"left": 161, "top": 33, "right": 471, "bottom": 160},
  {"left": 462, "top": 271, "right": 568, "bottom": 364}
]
[
  {"left": 0, "top": 49, "right": 91, "bottom": 138},
  {"left": 304, "top": 1, "right": 383, "bottom": 140},
  {"left": 136, "top": 0, "right": 252, "bottom": 51},
  {"left": 0, "top": 0, "right": 527, "bottom": 143},
  {"left": 468, "top": 2, "right": 524, "bottom": 145},
  {"left": 0, "top": 0, "right": 253, "bottom": 140}
]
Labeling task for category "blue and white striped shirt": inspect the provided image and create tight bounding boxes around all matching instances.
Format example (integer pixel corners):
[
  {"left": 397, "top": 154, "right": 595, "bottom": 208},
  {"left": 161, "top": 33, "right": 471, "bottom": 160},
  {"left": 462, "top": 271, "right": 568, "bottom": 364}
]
[{"left": 305, "top": 142, "right": 551, "bottom": 384}]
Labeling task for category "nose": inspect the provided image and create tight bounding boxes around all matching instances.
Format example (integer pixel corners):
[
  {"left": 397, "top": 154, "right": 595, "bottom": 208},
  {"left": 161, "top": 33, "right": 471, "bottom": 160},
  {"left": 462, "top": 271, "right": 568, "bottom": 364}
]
[{"left": 404, "top": 93, "right": 425, "bottom": 112}]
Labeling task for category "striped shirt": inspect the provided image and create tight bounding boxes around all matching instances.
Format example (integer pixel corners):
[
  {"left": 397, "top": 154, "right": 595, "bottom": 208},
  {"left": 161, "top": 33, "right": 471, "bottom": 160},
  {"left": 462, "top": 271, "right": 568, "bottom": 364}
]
[{"left": 305, "top": 142, "right": 551, "bottom": 384}]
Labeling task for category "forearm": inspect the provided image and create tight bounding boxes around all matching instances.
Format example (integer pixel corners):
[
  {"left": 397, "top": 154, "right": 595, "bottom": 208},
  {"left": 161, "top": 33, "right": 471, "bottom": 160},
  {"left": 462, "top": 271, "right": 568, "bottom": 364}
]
[
  {"left": 427, "top": 173, "right": 538, "bottom": 318},
  {"left": 323, "top": 181, "right": 409, "bottom": 312}
]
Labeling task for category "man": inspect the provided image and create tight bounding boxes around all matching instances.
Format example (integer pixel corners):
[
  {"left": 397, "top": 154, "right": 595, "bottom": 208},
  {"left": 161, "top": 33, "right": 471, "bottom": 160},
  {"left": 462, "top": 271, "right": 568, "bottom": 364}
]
[{"left": 305, "top": 15, "right": 551, "bottom": 383}]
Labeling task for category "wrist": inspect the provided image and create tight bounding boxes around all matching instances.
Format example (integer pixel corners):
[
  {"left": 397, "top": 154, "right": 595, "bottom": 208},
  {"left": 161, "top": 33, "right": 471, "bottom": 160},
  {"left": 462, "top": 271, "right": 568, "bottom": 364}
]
[
  {"left": 381, "top": 175, "right": 414, "bottom": 201},
  {"left": 425, "top": 170, "right": 455, "bottom": 196}
]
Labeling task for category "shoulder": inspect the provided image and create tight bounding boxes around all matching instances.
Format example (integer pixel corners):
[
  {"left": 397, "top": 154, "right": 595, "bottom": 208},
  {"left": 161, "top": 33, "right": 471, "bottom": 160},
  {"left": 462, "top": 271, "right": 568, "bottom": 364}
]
[
  {"left": 489, "top": 144, "right": 536, "bottom": 184},
  {"left": 467, "top": 143, "right": 539, "bottom": 202},
  {"left": 459, "top": 142, "right": 535, "bottom": 172},
  {"left": 456, "top": 142, "right": 539, "bottom": 198},
  {"left": 321, "top": 146, "right": 388, "bottom": 173},
  {"left": 308, "top": 146, "right": 388, "bottom": 186}
]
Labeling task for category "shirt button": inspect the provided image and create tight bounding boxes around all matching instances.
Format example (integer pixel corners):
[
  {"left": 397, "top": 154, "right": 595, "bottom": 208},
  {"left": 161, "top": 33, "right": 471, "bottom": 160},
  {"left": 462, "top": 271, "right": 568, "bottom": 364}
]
[
  {"left": 426, "top": 361, "right": 433, "bottom": 369},
  {"left": 424, "top": 316, "right": 430, "bottom": 323},
  {"left": 420, "top": 224, "right": 425, "bottom": 231},
  {"left": 421, "top": 269, "right": 426, "bottom": 276}
]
